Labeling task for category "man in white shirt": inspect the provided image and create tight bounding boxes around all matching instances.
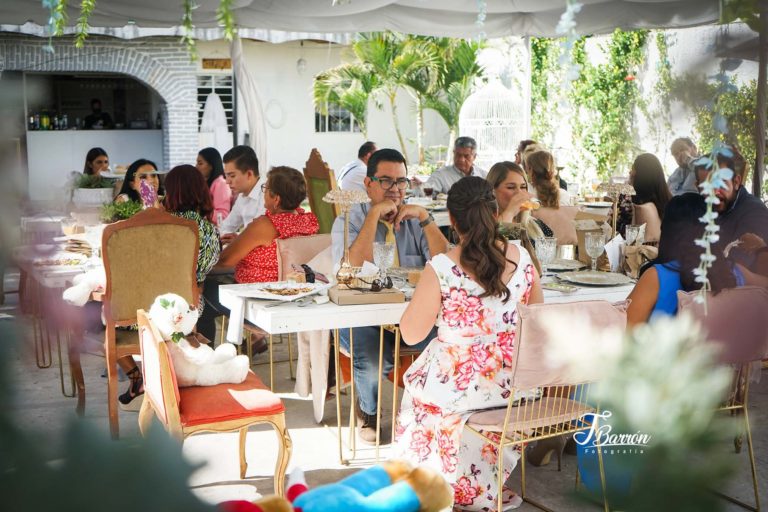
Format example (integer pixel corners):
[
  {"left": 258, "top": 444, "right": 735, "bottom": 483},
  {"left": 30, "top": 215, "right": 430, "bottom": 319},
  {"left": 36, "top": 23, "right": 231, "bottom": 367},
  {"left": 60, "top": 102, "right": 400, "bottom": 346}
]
[
  {"left": 426, "top": 136, "right": 486, "bottom": 194},
  {"left": 219, "top": 145, "right": 265, "bottom": 243},
  {"left": 336, "top": 141, "right": 377, "bottom": 191},
  {"left": 198, "top": 145, "right": 267, "bottom": 344}
]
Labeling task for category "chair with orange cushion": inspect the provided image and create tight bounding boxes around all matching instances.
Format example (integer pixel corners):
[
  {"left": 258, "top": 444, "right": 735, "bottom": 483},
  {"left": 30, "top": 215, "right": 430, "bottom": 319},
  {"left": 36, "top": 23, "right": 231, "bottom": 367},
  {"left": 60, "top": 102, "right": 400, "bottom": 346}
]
[{"left": 137, "top": 309, "right": 292, "bottom": 495}]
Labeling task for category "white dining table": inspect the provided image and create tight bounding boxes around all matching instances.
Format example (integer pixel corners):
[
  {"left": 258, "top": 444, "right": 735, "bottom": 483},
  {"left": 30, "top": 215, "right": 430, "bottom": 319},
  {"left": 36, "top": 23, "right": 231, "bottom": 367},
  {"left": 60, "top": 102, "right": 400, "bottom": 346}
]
[{"left": 219, "top": 276, "right": 634, "bottom": 464}]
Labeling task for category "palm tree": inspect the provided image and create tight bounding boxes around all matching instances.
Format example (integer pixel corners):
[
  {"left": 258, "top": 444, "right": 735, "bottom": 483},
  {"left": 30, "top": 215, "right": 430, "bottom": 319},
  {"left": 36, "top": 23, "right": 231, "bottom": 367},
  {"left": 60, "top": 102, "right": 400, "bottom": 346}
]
[
  {"left": 398, "top": 37, "right": 441, "bottom": 163},
  {"left": 313, "top": 64, "right": 379, "bottom": 138}
]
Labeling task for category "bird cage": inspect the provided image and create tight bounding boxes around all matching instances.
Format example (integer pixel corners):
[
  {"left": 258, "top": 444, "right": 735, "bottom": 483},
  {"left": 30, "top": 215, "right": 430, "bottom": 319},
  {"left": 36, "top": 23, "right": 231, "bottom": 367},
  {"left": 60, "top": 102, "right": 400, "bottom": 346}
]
[{"left": 459, "top": 80, "right": 526, "bottom": 171}]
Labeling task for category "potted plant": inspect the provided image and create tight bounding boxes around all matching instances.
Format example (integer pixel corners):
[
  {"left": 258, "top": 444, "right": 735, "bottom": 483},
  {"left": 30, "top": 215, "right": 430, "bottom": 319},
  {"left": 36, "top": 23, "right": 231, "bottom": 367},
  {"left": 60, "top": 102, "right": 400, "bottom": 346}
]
[
  {"left": 100, "top": 200, "right": 142, "bottom": 223},
  {"left": 71, "top": 174, "right": 116, "bottom": 208}
]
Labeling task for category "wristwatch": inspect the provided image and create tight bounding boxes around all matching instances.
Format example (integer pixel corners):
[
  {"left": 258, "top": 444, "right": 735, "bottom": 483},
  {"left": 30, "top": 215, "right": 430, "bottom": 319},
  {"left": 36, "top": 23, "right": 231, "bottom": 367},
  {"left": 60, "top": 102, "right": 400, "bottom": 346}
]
[{"left": 419, "top": 213, "right": 435, "bottom": 228}]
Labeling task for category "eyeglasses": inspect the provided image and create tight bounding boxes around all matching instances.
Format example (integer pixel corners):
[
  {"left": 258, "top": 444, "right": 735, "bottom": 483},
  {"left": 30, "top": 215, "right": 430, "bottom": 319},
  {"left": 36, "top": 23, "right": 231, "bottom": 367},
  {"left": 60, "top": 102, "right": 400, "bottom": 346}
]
[
  {"left": 371, "top": 176, "right": 410, "bottom": 191},
  {"left": 347, "top": 276, "right": 394, "bottom": 293},
  {"left": 260, "top": 183, "right": 269, "bottom": 193}
]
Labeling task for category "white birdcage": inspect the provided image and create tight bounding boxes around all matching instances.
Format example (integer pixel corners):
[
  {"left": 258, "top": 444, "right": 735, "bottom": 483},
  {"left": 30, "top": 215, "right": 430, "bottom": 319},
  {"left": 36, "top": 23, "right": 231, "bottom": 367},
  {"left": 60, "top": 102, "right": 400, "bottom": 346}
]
[{"left": 459, "top": 80, "right": 525, "bottom": 171}]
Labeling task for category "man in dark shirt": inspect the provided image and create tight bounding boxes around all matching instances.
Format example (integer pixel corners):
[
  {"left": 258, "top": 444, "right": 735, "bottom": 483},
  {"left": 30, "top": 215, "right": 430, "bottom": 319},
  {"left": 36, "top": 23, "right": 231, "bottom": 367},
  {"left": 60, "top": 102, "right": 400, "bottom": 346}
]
[
  {"left": 694, "top": 146, "right": 768, "bottom": 270},
  {"left": 84, "top": 98, "right": 113, "bottom": 129}
]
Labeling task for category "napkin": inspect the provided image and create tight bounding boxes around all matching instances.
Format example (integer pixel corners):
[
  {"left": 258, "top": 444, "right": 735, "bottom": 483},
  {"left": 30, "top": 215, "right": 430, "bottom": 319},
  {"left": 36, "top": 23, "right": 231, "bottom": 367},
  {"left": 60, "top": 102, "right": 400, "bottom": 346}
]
[
  {"left": 358, "top": 261, "right": 379, "bottom": 277},
  {"left": 226, "top": 297, "right": 245, "bottom": 345},
  {"left": 604, "top": 234, "right": 625, "bottom": 273}
]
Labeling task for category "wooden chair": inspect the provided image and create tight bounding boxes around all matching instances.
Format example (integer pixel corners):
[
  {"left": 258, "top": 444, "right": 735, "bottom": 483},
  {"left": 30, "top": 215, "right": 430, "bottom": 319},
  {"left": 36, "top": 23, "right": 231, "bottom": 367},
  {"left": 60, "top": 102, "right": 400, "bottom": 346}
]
[
  {"left": 304, "top": 148, "right": 339, "bottom": 234},
  {"left": 533, "top": 205, "right": 579, "bottom": 245},
  {"left": 137, "top": 310, "right": 292, "bottom": 495},
  {"left": 678, "top": 287, "right": 768, "bottom": 511},
  {"left": 465, "top": 300, "right": 628, "bottom": 512},
  {"left": 631, "top": 203, "right": 661, "bottom": 243},
  {"left": 102, "top": 208, "right": 199, "bottom": 439}
]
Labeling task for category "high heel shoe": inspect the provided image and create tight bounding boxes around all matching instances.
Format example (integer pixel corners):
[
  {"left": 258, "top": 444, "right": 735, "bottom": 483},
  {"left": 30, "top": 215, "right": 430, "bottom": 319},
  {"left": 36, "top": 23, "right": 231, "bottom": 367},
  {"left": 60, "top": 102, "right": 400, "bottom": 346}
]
[
  {"left": 118, "top": 366, "right": 144, "bottom": 412},
  {"left": 526, "top": 436, "right": 567, "bottom": 471}
]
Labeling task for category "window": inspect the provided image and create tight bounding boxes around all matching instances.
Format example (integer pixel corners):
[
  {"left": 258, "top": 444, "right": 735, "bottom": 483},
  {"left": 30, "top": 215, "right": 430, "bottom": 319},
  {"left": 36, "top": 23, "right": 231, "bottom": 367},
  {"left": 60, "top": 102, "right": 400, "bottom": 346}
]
[
  {"left": 197, "top": 75, "right": 234, "bottom": 131},
  {"left": 315, "top": 104, "right": 361, "bottom": 133}
]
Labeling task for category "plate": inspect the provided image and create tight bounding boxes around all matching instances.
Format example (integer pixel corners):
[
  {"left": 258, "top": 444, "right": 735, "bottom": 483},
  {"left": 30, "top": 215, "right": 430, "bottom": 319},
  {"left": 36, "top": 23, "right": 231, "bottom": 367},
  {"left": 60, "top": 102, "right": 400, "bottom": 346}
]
[
  {"left": 578, "top": 201, "right": 613, "bottom": 208},
  {"left": 99, "top": 171, "right": 128, "bottom": 179},
  {"left": 236, "top": 281, "right": 332, "bottom": 301},
  {"left": 426, "top": 202, "right": 448, "bottom": 212},
  {"left": 557, "top": 271, "right": 633, "bottom": 287},
  {"left": 546, "top": 258, "right": 587, "bottom": 272}
]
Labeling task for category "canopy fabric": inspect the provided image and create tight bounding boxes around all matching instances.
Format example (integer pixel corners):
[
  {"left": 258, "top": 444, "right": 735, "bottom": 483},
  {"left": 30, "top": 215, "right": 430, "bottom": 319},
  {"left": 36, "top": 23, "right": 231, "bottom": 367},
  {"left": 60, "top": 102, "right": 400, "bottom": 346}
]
[
  {"left": 0, "top": 0, "right": 720, "bottom": 39},
  {"left": 230, "top": 37, "right": 269, "bottom": 176}
]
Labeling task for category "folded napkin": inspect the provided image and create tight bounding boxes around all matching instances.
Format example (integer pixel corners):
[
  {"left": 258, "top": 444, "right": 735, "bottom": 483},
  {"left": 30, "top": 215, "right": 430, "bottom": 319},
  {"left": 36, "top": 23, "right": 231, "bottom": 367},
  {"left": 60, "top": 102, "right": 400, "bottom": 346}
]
[
  {"left": 225, "top": 296, "right": 245, "bottom": 345},
  {"left": 604, "top": 234, "right": 625, "bottom": 273}
]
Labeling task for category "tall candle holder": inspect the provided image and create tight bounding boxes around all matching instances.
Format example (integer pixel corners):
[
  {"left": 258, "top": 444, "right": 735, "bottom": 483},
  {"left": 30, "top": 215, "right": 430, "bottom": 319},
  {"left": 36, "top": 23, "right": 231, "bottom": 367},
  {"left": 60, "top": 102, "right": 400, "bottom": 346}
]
[
  {"left": 323, "top": 189, "right": 370, "bottom": 285},
  {"left": 597, "top": 181, "right": 635, "bottom": 237}
]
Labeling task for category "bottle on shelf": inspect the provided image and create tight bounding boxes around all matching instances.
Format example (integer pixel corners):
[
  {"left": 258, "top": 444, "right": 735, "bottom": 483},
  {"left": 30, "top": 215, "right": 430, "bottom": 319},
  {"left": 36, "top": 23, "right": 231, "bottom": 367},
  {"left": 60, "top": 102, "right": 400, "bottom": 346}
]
[
  {"left": 28, "top": 115, "right": 35, "bottom": 131},
  {"left": 40, "top": 112, "right": 50, "bottom": 130},
  {"left": 33, "top": 114, "right": 40, "bottom": 130},
  {"left": 155, "top": 112, "right": 162, "bottom": 129},
  {"left": 62, "top": 114, "right": 69, "bottom": 130}
]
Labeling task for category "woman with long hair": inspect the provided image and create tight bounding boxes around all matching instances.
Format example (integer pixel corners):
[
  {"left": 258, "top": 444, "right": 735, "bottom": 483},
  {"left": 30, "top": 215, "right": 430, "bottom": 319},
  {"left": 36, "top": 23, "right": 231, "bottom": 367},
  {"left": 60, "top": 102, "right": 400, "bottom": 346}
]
[
  {"left": 115, "top": 158, "right": 162, "bottom": 204},
  {"left": 196, "top": 147, "right": 232, "bottom": 225},
  {"left": 617, "top": 153, "right": 673, "bottom": 236},
  {"left": 395, "top": 176, "right": 543, "bottom": 511},
  {"left": 627, "top": 192, "right": 736, "bottom": 325},
  {"left": 486, "top": 161, "right": 550, "bottom": 239},
  {"left": 83, "top": 147, "right": 109, "bottom": 176},
  {"left": 526, "top": 150, "right": 571, "bottom": 207}
]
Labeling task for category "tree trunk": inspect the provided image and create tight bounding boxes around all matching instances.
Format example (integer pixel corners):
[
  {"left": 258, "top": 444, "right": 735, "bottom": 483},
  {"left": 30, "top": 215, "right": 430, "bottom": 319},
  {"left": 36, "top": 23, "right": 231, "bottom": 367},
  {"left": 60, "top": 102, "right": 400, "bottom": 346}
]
[
  {"left": 389, "top": 92, "right": 408, "bottom": 162},
  {"left": 416, "top": 97, "right": 425, "bottom": 164},
  {"left": 754, "top": 1, "right": 768, "bottom": 197}
]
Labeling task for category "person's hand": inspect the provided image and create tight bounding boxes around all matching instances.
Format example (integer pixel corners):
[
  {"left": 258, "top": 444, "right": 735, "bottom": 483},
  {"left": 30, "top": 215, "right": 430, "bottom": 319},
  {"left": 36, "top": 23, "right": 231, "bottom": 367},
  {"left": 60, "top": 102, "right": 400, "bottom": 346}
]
[
  {"left": 393, "top": 204, "right": 428, "bottom": 230},
  {"left": 410, "top": 176, "right": 423, "bottom": 186},
  {"left": 499, "top": 190, "right": 533, "bottom": 222},
  {"left": 220, "top": 232, "right": 237, "bottom": 245},
  {"left": 372, "top": 200, "right": 399, "bottom": 224},
  {"left": 739, "top": 233, "right": 767, "bottom": 252}
]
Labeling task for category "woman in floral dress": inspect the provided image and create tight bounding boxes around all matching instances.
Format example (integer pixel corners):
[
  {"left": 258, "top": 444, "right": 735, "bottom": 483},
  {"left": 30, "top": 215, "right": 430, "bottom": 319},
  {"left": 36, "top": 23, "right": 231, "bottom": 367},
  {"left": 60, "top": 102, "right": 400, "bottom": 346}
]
[{"left": 395, "top": 176, "right": 543, "bottom": 511}]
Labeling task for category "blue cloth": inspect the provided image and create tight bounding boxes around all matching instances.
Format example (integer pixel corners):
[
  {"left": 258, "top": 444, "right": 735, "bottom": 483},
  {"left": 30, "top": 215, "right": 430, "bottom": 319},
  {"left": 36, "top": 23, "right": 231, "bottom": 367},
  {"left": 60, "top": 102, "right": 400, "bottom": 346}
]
[
  {"left": 339, "top": 326, "right": 434, "bottom": 416},
  {"left": 649, "top": 262, "right": 682, "bottom": 320},
  {"left": 331, "top": 202, "right": 431, "bottom": 269}
]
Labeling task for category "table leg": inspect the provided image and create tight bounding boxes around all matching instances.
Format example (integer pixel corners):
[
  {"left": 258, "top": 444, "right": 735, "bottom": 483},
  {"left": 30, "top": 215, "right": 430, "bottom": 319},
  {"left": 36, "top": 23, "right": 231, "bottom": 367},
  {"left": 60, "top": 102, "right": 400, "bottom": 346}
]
[
  {"left": 375, "top": 326, "right": 385, "bottom": 461},
  {"left": 66, "top": 327, "right": 86, "bottom": 416},
  {"left": 33, "top": 281, "right": 52, "bottom": 369},
  {"left": 333, "top": 328, "right": 348, "bottom": 465},
  {"left": 349, "top": 330, "right": 356, "bottom": 457},
  {"left": 391, "top": 327, "right": 400, "bottom": 445},
  {"left": 269, "top": 334, "right": 274, "bottom": 390},
  {"left": 56, "top": 329, "right": 75, "bottom": 397}
]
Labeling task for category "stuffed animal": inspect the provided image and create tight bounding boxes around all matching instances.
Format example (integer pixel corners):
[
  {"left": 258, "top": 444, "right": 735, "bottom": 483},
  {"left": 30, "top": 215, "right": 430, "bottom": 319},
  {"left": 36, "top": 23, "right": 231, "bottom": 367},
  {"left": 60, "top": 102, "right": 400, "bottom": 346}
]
[
  {"left": 62, "top": 267, "right": 106, "bottom": 307},
  {"left": 220, "top": 461, "right": 453, "bottom": 512},
  {"left": 149, "top": 293, "right": 249, "bottom": 387}
]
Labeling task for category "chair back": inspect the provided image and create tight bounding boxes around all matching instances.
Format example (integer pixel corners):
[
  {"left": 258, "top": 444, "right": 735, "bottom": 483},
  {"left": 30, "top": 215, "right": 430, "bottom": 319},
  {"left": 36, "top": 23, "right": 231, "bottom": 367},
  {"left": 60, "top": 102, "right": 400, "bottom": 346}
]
[
  {"left": 276, "top": 234, "right": 332, "bottom": 280},
  {"left": 677, "top": 287, "right": 768, "bottom": 364},
  {"left": 632, "top": 202, "right": 661, "bottom": 243},
  {"left": 514, "top": 300, "right": 628, "bottom": 389},
  {"left": 532, "top": 206, "right": 579, "bottom": 245},
  {"left": 137, "top": 309, "right": 182, "bottom": 428},
  {"left": 102, "top": 208, "right": 199, "bottom": 325},
  {"left": 304, "top": 148, "right": 339, "bottom": 234}
]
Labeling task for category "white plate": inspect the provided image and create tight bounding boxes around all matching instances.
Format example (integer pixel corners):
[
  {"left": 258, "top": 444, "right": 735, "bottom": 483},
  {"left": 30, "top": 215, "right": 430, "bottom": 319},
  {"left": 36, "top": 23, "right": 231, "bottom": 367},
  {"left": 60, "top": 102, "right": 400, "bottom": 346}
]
[
  {"left": 236, "top": 281, "right": 332, "bottom": 301},
  {"left": 99, "top": 171, "right": 128, "bottom": 179},
  {"left": 547, "top": 258, "right": 587, "bottom": 272},
  {"left": 578, "top": 201, "right": 613, "bottom": 208},
  {"left": 407, "top": 197, "right": 432, "bottom": 207},
  {"left": 557, "top": 271, "right": 633, "bottom": 287}
]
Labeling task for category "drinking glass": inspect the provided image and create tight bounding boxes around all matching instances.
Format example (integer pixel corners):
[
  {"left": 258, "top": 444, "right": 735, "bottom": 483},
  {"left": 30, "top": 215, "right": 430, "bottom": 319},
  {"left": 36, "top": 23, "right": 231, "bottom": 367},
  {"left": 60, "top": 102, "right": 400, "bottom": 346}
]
[
  {"left": 373, "top": 242, "right": 396, "bottom": 280},
  {"left": 625, "top": 225, "right": 644, "bottom": 246},
  {"left": 534, "top": 237, "right": 557, "bottom": 275},
  {"left": 585, "top": 232, "right": 605, "bottom": 272},
  {"left": 423, "top": 186, "right": 434, "bottom": 200},
  {"left": 84, "top": 224, "right": 105, "bottom": 267},
  {"left": 60, "top": 217, "right": 78, "bottom": 236}
]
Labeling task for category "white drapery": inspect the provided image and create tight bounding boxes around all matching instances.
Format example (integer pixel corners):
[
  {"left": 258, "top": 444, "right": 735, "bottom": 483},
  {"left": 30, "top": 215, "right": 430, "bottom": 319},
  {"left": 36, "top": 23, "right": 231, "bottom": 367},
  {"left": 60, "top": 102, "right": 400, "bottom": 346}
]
[
  {"left": 199, "top": 92, "right": 231, "bottom": 156},
  {"left": 230, "top": 37, "right": 268, "bottom": 174}
]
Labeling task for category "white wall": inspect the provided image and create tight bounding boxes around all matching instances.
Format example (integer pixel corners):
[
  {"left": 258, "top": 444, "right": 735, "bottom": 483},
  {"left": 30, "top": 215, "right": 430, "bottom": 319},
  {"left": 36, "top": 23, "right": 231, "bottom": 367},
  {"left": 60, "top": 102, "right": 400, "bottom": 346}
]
[{"left": 197, "top": 40, "right": 449, "bottom": 175}]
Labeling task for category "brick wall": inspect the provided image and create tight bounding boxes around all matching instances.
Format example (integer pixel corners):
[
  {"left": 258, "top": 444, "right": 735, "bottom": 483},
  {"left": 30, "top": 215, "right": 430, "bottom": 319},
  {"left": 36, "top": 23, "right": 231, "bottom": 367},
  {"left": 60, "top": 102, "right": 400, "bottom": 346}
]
[{"left": 0, "top": 33, "right": 199, "bottom": 168}]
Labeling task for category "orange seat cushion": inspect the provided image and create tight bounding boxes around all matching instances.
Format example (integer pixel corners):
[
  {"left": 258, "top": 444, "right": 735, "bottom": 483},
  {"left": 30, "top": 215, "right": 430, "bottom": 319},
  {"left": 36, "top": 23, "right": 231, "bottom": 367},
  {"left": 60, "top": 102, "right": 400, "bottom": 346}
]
[{"left": 178, "top": 372, "right": 285, "bottom": 427}]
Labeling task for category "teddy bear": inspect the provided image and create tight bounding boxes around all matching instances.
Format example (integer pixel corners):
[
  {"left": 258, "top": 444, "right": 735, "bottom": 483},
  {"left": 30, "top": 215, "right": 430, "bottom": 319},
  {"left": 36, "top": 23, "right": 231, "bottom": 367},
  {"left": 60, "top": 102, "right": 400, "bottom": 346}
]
[
  {"left": 219, "top": 460, "right": 453, "bottom": 512},
  {"left": 62, "top": 267, "right": 106, "bottom": 307},
  {"left": 148, "top": 293, "right": 249, "bottom": 387}
]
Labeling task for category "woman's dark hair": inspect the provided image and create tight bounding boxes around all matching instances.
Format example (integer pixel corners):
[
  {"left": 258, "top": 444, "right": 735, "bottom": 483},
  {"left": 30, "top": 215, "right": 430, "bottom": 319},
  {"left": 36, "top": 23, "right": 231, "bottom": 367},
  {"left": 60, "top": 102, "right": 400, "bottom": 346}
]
[
  {"left": 486, "top": 161, "right": 527, "bottom": 190},
  {"left": 447, "top": 176, "right": 515, "bottom": 303},
  {"left": 197, "top": 147, "right": 225, "bottom": 187},
  {"left": 163, "top": 164, "right": 213, "bottom": 220},
  {"left": 117, "top": 158, "right": 159, "bottom": 202},
  {"left": 631, "top": 153, "right": 672, "bottom": 219},
  {"left": 83, "top": 147, "right": 108, "bottom": 175},
  {"left": 267, "top": 166, "right": 307, "bottom": 211},
  {"left": 527, "top": 150, "right": 560, "bottom": 208},
  {"left": 641, "top": 193, "right": 734, "bottom": 292}
]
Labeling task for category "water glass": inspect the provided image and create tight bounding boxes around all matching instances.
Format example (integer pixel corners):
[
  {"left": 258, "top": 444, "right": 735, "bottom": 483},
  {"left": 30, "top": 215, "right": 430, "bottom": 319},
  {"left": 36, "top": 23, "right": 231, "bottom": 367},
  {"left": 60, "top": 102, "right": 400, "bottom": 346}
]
[
  {"left": 60, "top": 217, "right": 78, "bottom": 236},
  {"left": 373, "top": 241, "right": 396, "bottom": 279},
  {"left": 625, "top": 225, "right": 644, "bottom": 246},
  {"left": 84, "top": 224, "right": 105, "bottom": 266},
  {"left": 585, "top": 232, "right": 605, "bottom": 271},
  {"left": 534, "top": 237, "right": 557, "bottom": 275}
]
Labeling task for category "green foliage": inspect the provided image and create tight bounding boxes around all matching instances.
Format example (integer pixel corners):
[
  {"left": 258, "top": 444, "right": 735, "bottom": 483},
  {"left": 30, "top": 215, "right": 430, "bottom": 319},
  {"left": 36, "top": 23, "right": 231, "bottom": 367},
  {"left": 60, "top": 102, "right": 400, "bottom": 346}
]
[
  {"left": 101, "top": 200, "right": 141, "bottom": 223},
  {"left": 181, "top": 0, "right": 198, "bottom": 60},
  {"left": 74, "top": 0, "right": 95, "bottom": 48},
  {"left": 76, "top": 174, "right": 113, "bottom": 189},
  {"left": 720, "top": 0, "right": 762, "bottom": 32},
  {"left": 530, "top": 37, "right": 563, "bottom": 142},
  {"left": 217, "top": 0, "right": 237, "bottom": 41},
  {"left": 569, "top": 29, "right": 649, "bottom": 179}
]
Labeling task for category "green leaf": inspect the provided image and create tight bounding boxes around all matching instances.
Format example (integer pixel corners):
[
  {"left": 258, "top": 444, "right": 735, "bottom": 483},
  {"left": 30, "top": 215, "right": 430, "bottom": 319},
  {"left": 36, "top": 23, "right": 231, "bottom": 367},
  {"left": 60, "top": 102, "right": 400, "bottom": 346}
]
[{"left": 171, "top": 331, "right": 184, "bottom": 343}]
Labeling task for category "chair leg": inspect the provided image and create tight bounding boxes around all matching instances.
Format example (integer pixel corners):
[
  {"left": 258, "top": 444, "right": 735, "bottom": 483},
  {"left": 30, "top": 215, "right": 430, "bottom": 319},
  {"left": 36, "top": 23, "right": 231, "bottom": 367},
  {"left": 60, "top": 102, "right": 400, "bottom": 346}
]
[
  {"left": 107, "top": 359, "right": 120, "bottom": 440},
  {"left": 744, "top": 407, "right": 761, "bottom": 512},
  {"left": 497, "top": 441, "right": 505, "bottom": 512},
  {"left": 239, "top": 427, "right": 248, "bottom": 479},
  {"left": 138, "top": 396, "right": 153, "bottom": 436},
  {"left": 219, "top": 316, "right": 227, "bottom": 347},
  {"left": 269, "top": 334, "right": 274, "bottom": 390},
  {"left": 287, "top": 333, "right": 295, "bottom": 380},
  {"left": 271, "top": 415, "right": 293, "bottom": 496}
]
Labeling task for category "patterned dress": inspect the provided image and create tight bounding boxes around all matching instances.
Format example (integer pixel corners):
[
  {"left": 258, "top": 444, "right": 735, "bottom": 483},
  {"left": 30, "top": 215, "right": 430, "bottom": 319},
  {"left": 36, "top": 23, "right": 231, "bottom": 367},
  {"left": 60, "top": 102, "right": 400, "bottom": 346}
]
[
  {"left": 235, "top": 208, "right": 319, "bottom": 283},
  {"left": 172, "top": 210, "right": 221, "bottom": 312},
  {"left": 394, "top": 249, "right": 536, "bottom": 511}
]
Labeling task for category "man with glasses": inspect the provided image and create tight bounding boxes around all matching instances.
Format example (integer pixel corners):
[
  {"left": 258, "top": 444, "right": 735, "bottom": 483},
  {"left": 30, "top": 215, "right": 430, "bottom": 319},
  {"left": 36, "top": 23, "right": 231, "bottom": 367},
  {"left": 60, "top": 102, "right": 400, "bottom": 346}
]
[
  {"left": 331, "top": 148, "right": 448, "bottom": 444},
  {"left": 425, "top": 136, "right": 486, "bottom": 194}
]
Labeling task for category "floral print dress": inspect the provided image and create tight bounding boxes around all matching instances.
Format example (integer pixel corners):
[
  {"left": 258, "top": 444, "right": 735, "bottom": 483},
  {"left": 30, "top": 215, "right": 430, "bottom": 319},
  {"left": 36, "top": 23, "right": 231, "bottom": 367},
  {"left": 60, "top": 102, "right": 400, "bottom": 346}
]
[{"left": 394, "top": 249, "right": 535, "bottom": 511}]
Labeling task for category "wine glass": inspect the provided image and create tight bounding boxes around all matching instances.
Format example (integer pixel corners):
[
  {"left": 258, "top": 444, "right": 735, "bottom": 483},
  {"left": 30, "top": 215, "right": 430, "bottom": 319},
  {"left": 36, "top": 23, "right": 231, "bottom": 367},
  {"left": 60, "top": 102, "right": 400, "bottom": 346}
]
[
  {"left": 585, "top": 232, "right": 605, "bottom": 272},
  {"left": 373, "top": 241, "right": 396, "bottom": 281},
  {"left": 60, "top": 217, "right": 78, "bottom": 236},
  {"left": 625, "top": 225, "right": 644, "bottom": 246},
  {"left": 84, "top": 224, "right": 105, "bottom": 268},
  {"left": 534, "top": 237, "right": 557, "bottom": 275}
]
